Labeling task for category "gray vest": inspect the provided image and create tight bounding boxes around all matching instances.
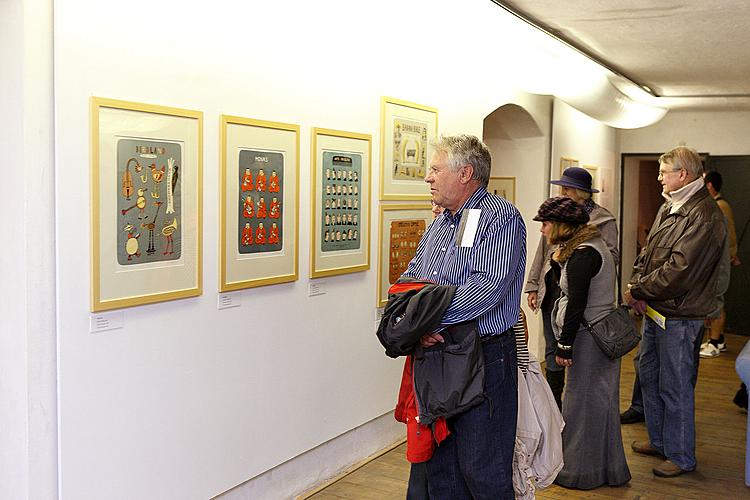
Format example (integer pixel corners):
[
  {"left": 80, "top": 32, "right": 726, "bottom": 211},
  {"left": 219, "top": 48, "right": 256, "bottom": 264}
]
[{"left": 553, "top": 236, "right": 616, "bottom": 337}]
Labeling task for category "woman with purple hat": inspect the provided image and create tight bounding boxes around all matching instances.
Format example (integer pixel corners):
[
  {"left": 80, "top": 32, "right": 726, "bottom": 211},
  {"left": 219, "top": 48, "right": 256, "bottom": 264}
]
[
  {"left": 524, "top": 167, "right": 618, "bottom": 409},
  {"left": 534, "top": 197, "right": 630, "bottom": 490}
]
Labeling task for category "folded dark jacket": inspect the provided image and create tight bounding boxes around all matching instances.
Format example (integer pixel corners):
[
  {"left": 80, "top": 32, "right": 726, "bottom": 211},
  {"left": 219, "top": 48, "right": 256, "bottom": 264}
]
[{"left": 376, "top": 278, "right": 456, "bottom": 358}]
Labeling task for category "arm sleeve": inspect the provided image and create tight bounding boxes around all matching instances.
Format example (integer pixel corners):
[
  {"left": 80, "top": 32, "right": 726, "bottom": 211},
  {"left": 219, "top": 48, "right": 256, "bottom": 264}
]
[
  {"left": 599, "top": 219, "right": 620, "bottom": 266},
  {"left": 524, "top": 236, "right": 546, "bottom": 293},
  {"left": 440, "top": 212, "right": 526, "bottom": 326},
  {"left": 556, "top": 247, "right": 601, "bottom": 359},
  {"left": 630, "top": 212, "right": 725, "bottom": 301}
]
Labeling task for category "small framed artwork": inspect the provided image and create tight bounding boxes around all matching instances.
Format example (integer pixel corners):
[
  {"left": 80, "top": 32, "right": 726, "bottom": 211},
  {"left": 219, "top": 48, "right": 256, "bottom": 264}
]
[
  {"left": 560, "top": 157, "right": 579, "bottom": 175},
  {"left": 487, "top": 176, "right": 516, "bottom": 204},
  {"left": 311, "top": 128, "right": 371, "bottom": 278},
  {"left": 220, "top": 115, "right": 299, "bottom": 292},
  {"left": 380, "top": 97, "right": 438, "bottom": 200},
  {"left": 377, "top": 204, "right": 433, "bottom": 307},
  {"left": 90, "top": 97, "right": 203, "bottom": 312}
]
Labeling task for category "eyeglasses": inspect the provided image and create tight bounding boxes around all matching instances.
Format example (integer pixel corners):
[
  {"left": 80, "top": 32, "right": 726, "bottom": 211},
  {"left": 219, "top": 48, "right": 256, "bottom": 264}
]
[{"left": 657, "top": 167, "right": 684, "bottom": 179}]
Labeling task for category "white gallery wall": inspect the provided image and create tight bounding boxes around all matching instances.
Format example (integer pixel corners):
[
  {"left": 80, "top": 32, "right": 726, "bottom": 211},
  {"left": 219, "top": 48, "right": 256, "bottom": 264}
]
[
  {"left": 620, "top": 109, "right": 750, "bottom": 155},
  {"left": 0, "top": 1, "right": 626, "bottom": 499}
]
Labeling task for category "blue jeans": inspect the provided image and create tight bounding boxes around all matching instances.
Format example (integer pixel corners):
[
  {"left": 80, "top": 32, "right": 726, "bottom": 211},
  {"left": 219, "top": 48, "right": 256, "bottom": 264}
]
[
  {"left": 630, "top": 348, "right": 644, "bottom": 414},
  {"left": 425, "top": 332, "right": 517, "bottom": 499},
  {"left": 639, "top": 317, "right": 703, "bottom": 470}
]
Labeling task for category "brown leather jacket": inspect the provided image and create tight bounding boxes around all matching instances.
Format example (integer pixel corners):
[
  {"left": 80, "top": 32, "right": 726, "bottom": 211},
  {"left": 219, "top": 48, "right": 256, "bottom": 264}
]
[{"left": 629, "top": 186, "right": 726, "bottom": 319}]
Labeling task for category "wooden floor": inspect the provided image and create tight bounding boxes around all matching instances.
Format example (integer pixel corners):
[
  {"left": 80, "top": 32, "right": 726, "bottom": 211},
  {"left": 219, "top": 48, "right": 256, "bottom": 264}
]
[{"left": 307, "top": 334, "right": 749, "bottom": 499}]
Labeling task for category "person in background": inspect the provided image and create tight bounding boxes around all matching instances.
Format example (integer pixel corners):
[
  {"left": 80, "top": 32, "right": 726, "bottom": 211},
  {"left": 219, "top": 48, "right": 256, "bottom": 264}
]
[
  {"left": 700, "top": 170, "right": 741, "bottom": 358},
  {"left": 533, "top": 196, "right": 630, "bottom": 490},
  {"left": 403, "top": 134, "right": 526, "bottom": 498},
  {"left": 625, "top": 146, "right": 726, "bottom": 478},
  {"left": 525, "top": 167, "right": 618, "bottom": 409}
]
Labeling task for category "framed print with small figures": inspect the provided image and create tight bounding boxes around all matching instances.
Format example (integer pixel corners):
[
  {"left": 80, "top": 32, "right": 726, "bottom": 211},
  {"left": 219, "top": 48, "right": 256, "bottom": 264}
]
[
  {"left": 220, "top": 115, "right": 299, "bottom": 292},
  {"left": 311, "top": 128, "right": 371, "bottom": 278}
]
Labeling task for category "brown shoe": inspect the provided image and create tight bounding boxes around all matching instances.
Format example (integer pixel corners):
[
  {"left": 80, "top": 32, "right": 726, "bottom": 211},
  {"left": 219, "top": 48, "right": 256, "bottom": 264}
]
[
  {"left": 631, "top": 440, "right": 662, "bottom": 456},
  {"left": 653, "top": 459, "right": 692, "bottom": 477}
]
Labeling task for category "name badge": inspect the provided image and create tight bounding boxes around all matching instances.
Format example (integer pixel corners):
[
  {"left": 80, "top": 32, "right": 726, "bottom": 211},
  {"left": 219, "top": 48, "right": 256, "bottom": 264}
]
[{"left": 456, "top": 209, "right": 481, "bottom": 247}]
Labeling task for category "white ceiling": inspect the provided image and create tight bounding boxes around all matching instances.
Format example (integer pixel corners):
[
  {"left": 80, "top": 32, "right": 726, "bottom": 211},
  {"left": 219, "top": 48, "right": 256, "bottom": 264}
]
[{"left": 494, "top": 0, "right": 750, "bottom": 109}]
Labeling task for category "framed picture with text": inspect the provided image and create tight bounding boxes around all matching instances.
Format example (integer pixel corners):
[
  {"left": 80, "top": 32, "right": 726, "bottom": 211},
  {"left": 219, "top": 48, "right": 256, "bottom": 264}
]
[
  {"left": 90, "top": 97, "right": 203, "bottom": 311},
  {"left": 220, "top": 115, "right": 299, "bottom": 292},
  {"left": 380, "top": 97, "right": 438, "bottom": 200},
  {"left": 377, "top": 203, "right": 433, "bottom": 307},
  {"left": 310, "top": 128, "right": 371, "bottom": 278}
]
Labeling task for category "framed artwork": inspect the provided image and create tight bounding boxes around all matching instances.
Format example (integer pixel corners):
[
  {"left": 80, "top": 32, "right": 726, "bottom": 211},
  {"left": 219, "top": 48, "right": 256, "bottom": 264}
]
[
  {"left": 377, "top": 204, "right": 433, "bottom": 307},
  {"left": 220, "top": 115, "right": 299, "bottom": 291},
  {"left": 311, "top": 128, "right": 371, "bottom": 278},
  {"left": 560, "top": 157, "right": 579, "bottom": 175},
  {"left": 379, "top": 97, "right": 438, "bottom": 200},
  {"left": 90, "top": 97, "right": 202, "bottom": 312},
  {"left": 487, "top": 176, "right": 516, "bottom": 204}
]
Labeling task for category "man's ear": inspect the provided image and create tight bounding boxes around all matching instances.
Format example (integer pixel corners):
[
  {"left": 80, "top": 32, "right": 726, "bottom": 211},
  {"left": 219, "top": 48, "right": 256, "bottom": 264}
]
[{"left": 460, "top": 164, "right": 474, "bottom": 184}]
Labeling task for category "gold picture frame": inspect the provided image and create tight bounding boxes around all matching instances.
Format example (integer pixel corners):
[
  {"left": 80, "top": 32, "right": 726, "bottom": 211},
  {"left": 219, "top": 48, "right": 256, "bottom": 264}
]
[
  {"left": 379, "top": 97, "right": 438, "bottom": 200},
  {"left": 90, "top": 97, "right": 203, "bottom": 311},
  {"left": 377, "top": 204, "right": 433, "bottom": 307},
  {"left": 487, "top": 176, "right": 516, "bottom": 204},
  {"left": 220, "top": 115, "right": 300, "bottom": 292},
  {"left": 311, "top": 128, "right": 372, "bottom": 278},
  {"left": 559, "top": 156, "right": 579, "bottom": 175}
]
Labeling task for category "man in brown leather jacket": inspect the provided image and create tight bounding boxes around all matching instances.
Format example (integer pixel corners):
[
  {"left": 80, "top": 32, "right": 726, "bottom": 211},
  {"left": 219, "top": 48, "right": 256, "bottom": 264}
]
[{"left": 625, "top": 146, "right": 726, "bottom": 478}]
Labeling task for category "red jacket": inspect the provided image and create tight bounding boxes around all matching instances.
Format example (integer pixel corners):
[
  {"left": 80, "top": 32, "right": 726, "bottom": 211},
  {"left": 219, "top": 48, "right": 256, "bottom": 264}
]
[{"left": 394, "top": 356, "right": 450, "bottom": 463}]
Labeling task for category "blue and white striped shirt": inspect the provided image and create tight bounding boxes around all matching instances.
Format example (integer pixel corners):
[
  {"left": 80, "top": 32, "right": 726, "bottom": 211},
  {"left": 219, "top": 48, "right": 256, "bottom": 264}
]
[{"left": 403, "top": 187, "right": 526, "bottom": 337}]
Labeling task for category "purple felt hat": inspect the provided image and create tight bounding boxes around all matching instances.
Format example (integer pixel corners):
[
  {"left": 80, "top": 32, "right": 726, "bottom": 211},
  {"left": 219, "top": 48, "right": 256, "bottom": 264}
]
[{"left": 550, "top": 167, "right": 599, "bottom": 193}]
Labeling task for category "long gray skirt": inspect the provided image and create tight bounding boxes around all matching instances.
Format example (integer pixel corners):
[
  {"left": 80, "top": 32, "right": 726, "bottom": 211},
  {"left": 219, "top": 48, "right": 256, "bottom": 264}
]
[{"left": 555, "top": 327, "right": 631, "bottom": 489}]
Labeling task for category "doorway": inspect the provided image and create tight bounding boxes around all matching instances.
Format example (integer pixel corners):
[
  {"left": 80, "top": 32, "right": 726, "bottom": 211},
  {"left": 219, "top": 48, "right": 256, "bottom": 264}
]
[{"left": 705, "top": 155, "right": 750, "bottom": 336}]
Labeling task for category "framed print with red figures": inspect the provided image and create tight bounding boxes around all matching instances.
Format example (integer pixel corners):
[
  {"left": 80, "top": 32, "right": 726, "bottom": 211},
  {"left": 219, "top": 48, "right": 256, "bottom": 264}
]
[
  {"left": 379, "top": 97, "right": 437, "bottom": 200},
  {"left": 311, "top": 128, "right": 371, "bottom": 278},
  {"left": 220, "top": 115, "right": 299, "bottom": 291},
  {"left": 90, "top": 97, "right": 203, "bottom": 312},
  {"left": 377, "top": 204, "right": 433, "bottom": 307}
]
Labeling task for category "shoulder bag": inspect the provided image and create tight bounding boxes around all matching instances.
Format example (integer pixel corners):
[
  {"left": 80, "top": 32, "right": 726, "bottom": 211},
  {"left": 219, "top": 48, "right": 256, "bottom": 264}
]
[{"left": 584, "top": 305, "right": 640, "bottom": 360}]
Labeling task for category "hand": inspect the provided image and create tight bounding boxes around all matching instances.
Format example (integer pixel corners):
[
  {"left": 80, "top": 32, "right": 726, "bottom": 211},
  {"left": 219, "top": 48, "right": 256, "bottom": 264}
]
[
  {"left": 527, "top": 291, "right": 538, "bottom": 311},
  {"left": 731, "top": 255, "right": 742, "bottom": 266},
  {"left": 624, "top": 289, "right": 648, "bottom": 315},
  {"left": 420, "top": 332, "right": 445, "bottom": 348},
  {"left": 555, "top": 355, "right": 573, "bottom": 368}
]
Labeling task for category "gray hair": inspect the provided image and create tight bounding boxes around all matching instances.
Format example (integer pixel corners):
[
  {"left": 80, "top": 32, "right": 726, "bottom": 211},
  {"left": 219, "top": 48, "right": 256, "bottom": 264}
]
[
  {"left": 433, "top": 134, "right": 491, "bottom": 187},
  {"left": 659, "top": 146, "right": 704, "bottom": 179}
]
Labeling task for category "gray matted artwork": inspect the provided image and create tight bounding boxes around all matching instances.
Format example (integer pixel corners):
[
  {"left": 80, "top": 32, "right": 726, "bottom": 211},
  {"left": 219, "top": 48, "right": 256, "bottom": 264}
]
[
  {"left": 237, "top": 149, "right": 284, "bottom": 254},
  {"left": 117, "top": 138, "right": 182, "bottom": 265},
  {"left": 392, "top": 117, "right": 428, "bottom": 181},
  {"left": 321, "top": 152, "right": 361, "bottom": 252}
]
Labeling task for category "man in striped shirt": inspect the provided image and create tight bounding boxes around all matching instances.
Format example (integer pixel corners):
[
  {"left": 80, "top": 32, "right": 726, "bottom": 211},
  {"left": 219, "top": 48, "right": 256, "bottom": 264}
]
[{"left": 403, "top": 134, "right": 526, "bottom": 499}]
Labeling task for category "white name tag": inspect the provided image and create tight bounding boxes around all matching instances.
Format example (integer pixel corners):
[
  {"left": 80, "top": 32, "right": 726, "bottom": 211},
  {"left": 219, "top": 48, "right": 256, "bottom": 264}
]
[{"left": 457, "top": 209, "right": 481, "bottom": 247}]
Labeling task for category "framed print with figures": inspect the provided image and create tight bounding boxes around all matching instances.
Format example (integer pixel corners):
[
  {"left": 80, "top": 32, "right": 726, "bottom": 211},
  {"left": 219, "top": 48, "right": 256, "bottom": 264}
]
[
  {"left": 220, "top": 115, "right": 299, "bottom": 292},
  {"left": 311, "top": 128, "right": 371, "bottom": 278}
]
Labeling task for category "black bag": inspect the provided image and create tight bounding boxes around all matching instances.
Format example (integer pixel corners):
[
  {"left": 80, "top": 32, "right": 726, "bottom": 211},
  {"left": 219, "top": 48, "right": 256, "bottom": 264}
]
[{"left": 584, "top": 305, "right": 640, "bottom": 360}]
